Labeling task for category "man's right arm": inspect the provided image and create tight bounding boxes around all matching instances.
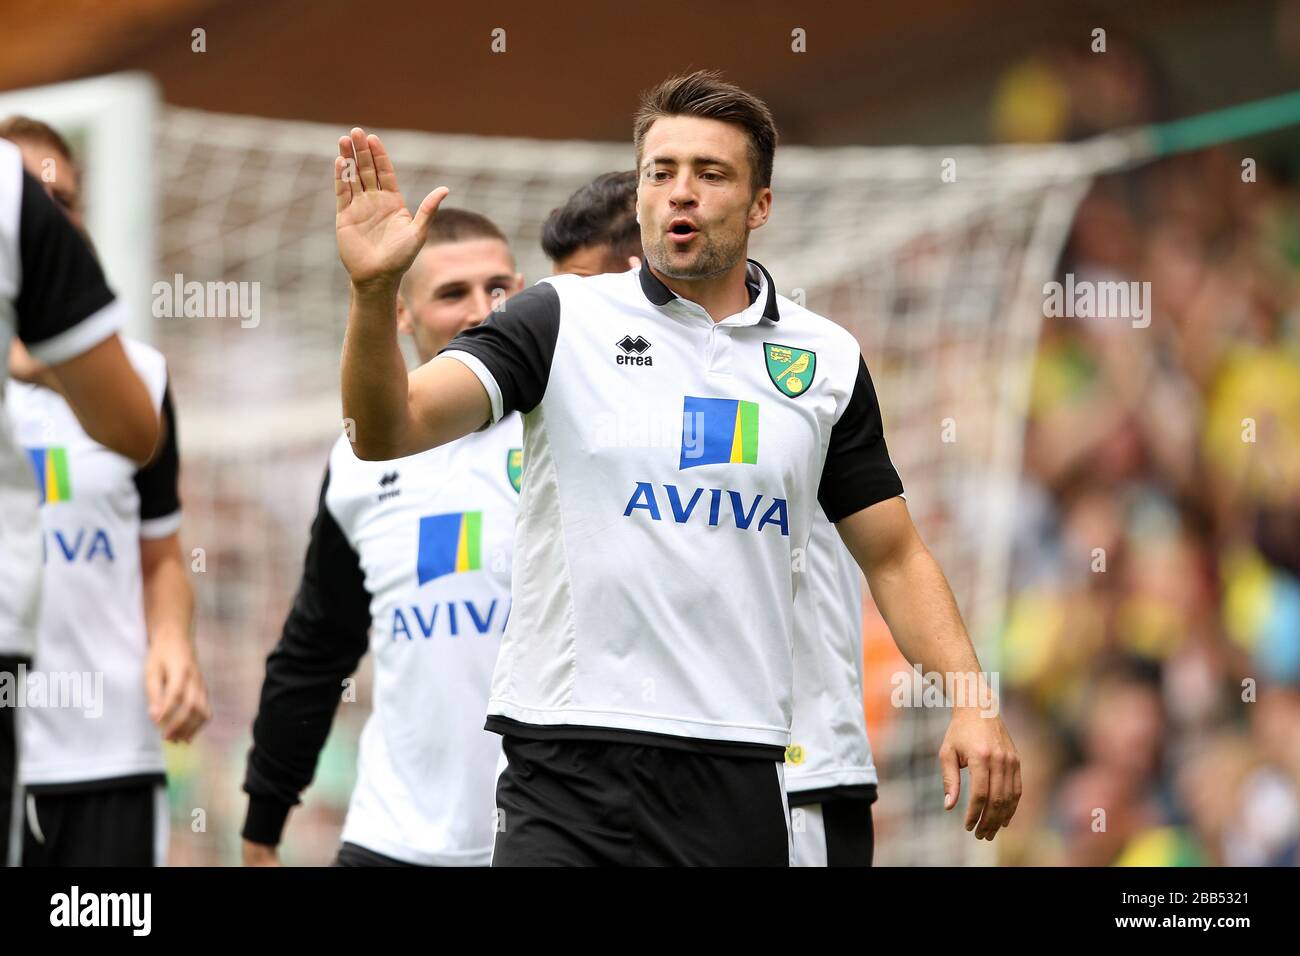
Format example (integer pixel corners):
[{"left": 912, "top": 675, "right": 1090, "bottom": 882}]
[
  {"left": 10, "top": 165, "right": 158, "bottom": 463},
  {"left": 341, "top": 280, "right": 491, "bottom": 460},
  {"left": 334, "top": 127, "right": 492, "bottom": 461},
  {"left": 335, "top": 128, "right": 561, "bottom": 460}
]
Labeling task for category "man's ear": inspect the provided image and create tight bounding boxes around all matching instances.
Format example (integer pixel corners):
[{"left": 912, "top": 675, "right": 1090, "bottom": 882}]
[
  {"left": 395, "top": 295, "right": 414, "bottom": 335},
  {"left": 513, "top": 272, "right": 526, "bottom": 292}
]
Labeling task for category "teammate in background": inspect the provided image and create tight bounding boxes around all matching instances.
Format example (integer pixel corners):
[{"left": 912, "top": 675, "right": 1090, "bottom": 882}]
[
  {"left": 541, "top": 170, "right": 642, "bottom": 276},
  {"left": 787, "top": 521, "right": 880, "bottom": 865},
  {"left": 239, "top": 174, "right": 650, "bottom": 868},
  {"left": 2, "top": 117, "right": 207, "bottom": 867},
  {"left": 241, "top": 210, "right": 524, "bottom": 867},
  {"left": 0, "top": 123, "right": 161, "bottom": 866},
  {"left": 546, "top": 168, "right": 879, "bottom": 865},
  {"left": 334, "top": 71, "right": 1021, "bottom": 865}
]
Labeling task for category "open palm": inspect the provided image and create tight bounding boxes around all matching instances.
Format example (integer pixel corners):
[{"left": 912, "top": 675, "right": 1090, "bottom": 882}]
[{"left": 334, "top": 127, "right": 449, "bottom": 286}]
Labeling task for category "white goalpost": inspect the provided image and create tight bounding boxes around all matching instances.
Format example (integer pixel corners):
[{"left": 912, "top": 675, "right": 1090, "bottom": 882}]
[{"left": 0, "top": 72, "right": 159, "bottom": 342}]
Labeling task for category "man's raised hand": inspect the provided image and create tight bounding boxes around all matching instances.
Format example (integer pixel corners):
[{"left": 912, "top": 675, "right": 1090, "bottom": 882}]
[{"left": 334, "top": 128, "right": 449, "bottom": 290}]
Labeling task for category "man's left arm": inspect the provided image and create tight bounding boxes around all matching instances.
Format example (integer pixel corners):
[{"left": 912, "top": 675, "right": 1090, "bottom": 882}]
[
  {"left": 819, "top": 353, "right": 1021, "bottom": 841},
  {"left": 137, "top": 385, "right": 209, "bottom": 743},
  {"left": 836, "top": 498, "right": 1021, "bottom": 840}
]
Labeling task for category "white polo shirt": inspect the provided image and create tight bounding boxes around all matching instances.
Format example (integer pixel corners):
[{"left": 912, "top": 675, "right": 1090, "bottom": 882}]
[
  {"left": 245, "top": 418, "right": 522, "bottom": 866},
  {"left": 0, "top": 139, "right": 127, "bottom": 659},
  {"left": 7, "top": 339, "right": 179, "bottom": 787},
  {"left": 443, "top": 260, "right": 902, "bottom": 758},
  {"left": 785, "top": 507, "right": 878, "bottom": 801}
]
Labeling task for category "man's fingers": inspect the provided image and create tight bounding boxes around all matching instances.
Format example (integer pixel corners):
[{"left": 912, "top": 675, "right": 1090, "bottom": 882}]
[
  {"left": 964, "top": 755, "right": 990, "bottom": 832},
  {"left": 144, "top": 657, "right": 165, "bottom": 719},
  {"left": 174, "top": 690, "right": 208, "bottom": 742},
  {"left": 1000, "top": 758, "right": 1023, "bottom": 833},
  {"left": 334, "top": 156, "right": 352, "bottom": 213},
  {"left": 411, "top": 186, "right": 451, "bottom": 237},
  {"left": 156, "top": 667, "right": 188, "bottom": 734},
  {"left": 367, "top": 134, "right": 400, "bottom": 192},
  {"left": 337, "top": 137, "right": 359, "bottom": 201},
  {"left": 939, "top": 744, "right": 960, "bottom": 811},
  {"left": 978, "top": 752, "right": 1010, "bottom": 839},
  {"left": 349, "top": 128, "right": 379, "bottom": 191}
]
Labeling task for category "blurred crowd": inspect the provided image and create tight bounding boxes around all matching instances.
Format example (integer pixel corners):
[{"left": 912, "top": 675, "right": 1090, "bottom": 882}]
[
  {"left": 145, "top": 30, "right": 1300, "bottom": 867},
  {"left": 994, "top": 39, "right": 1300, "bottom": 866}
]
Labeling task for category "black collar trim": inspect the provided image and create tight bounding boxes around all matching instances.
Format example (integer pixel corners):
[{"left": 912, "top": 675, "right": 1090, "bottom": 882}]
[{"left": 638, "top": 258, "right": 781, "bottom": 322}]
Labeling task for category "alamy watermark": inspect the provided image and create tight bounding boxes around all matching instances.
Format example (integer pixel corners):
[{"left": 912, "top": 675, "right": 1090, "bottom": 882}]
[
  {"left": 152, "top": 273, "right": 261, "bottom": 328},
  {"left": 890, "top": 667, "right": 1000, "bottom": 717},
  {"left": 1043, "top": 273, "right": 1151, "bottom": 328},
  {"left": 0, "top": 664, "right": 103, "bottom": 718}
]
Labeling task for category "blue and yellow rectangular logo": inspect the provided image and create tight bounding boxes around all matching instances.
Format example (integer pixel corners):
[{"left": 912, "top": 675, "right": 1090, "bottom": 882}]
[
  {"left": 417, "top": 511, "right": 482, "bottom": 584},
  {"left": 26, "top": 447, "right": 72, "bottom": 503},
  {"left": 680, "top": 397, "right": 759, "bottom": 470}
]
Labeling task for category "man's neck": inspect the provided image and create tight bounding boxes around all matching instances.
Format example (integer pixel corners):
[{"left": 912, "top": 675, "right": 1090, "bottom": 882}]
[{"left": 652, "top": 257, "right": 753, "bottom": 324}]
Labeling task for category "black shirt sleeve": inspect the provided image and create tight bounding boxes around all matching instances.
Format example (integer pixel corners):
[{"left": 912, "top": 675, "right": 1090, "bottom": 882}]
[
  {"left": 818, "top": 354, "right": 904, "bottom": 522},
  {"left": 439, "top": 281, "right": 561, "bottom": 415},
  {"left": 242, "top": 466, "right": 373, "bottom": 846},
  {"left": 14, "top": 169, "right": 116, "bottom": 349},
  {"left": 133, "top": 384, "right": 181, "bottom": 524}
]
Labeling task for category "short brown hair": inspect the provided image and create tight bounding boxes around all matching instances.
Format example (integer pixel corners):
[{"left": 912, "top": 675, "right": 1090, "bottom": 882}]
[
  {"left": 0, "top": 115, "right": 75, "bottom": 164},
  {"left": 401, "top": 207, "right": 513, "bottom": 296},
  {"left": 424, "top": 207, "right": 508, "bottom": 248},
  {"left": 633, "top": 70, "right": 778, "bottom": 192}
]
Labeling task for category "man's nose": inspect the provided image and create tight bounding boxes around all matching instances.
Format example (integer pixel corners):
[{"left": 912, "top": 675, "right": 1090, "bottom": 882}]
[
  {"left": 668, "top": 171, "right": 697, "bottom": 206},
  {"left": 467, "top": 288, "right": 497, "bottom": 325}
]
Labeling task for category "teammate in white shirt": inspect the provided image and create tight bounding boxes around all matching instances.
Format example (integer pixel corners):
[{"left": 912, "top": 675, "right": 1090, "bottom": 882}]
[
  {"left": 0, "top": 118, "right": 164, "bottom": 865},
  {"left": 334, "top": 71, "right": 1022, "bottom": 865},
  {"left": 2, "top": 118, "right": 208, "bottom": 867},
  {"left": 243, "top": 184, "right": 648, "bottom": 867},
  {"left": 241, "top": 210, "right": 525, "bottom": 866}
]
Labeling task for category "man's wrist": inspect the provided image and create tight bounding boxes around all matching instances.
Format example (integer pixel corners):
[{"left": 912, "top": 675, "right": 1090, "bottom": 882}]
[
  {"left": 148, "top": 627, "right": 194, "bottom": 650},
  {"left": 242, "top": 794, "right": 292, "bottom": 846},
  {"left": 350, "top": 276, "right": 401, "bottom": 304}
]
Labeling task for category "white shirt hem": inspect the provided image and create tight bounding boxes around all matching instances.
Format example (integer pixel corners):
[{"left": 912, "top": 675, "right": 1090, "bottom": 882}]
[
  {"left": 488, "top": 699, "right": 790, "bottom": 748},
  {"left": 22, "top": 754, "right": 166, "bottom": 787},
  {"left": 785, "top": 766, "right": 879, "bottom": 793},
  {"left": 338, "top": 824, "right": 493, "bottom": 867}
]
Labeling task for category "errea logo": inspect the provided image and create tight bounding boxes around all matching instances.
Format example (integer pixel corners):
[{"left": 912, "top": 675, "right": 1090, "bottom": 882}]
[{"left": 616, "top": 335, "right": 653, "bottom": 366}]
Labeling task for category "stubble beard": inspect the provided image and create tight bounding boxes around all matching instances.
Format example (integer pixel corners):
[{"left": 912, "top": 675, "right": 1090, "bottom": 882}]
[{"left": 645, "top": 225, "right": 747, "bottom": 281}]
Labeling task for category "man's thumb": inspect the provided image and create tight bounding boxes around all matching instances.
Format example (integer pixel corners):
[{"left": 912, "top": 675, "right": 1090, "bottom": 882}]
[
  {"left": 144, "top": 657, "right": 164, "bottom": 718},
  {"left": 411, "top": 186, "right": 451, "bottom": 236}
]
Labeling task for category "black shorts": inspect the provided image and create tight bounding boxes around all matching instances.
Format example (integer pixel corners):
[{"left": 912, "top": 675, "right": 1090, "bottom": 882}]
[
  {"left": 790, "top": 797, "right": 875, "bottom": 867},
  {"left": 1, "top": 656, "right": 28, "bottom": 867},
  {"left": 23, "top": 778, "right": 167, "bottom": 867},
  {"left": 332, "top": 841, "right": 420, "bottom": 867},
  {"left": 491, "top": 735, "right": 790, "bottom": 866}
]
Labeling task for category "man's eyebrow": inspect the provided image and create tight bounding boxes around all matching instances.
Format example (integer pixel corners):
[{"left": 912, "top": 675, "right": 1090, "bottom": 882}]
[
  {"left": 646, "top": 155, "right": 736, "bottom": 169},
  {"left": 430, "top": 274, "right": 515, "bottom": 295}
]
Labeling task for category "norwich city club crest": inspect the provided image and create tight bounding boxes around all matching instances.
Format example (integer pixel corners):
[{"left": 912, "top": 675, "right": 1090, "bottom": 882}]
[
  {"left": 507, "top": 448, "right": 523, "bottom": 493},
  {"left": 764, "top": 343, "right": 816, "bottom": 398},
  {"left": 785, "top": 744, "right": 806, "bottom": 766}
]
